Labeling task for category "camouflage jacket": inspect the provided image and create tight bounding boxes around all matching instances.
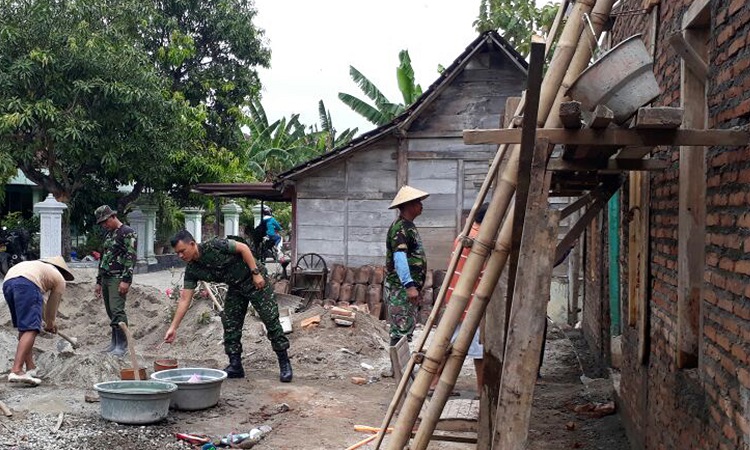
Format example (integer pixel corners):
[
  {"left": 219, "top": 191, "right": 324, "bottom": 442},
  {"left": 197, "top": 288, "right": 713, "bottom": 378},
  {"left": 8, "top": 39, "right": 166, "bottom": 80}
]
[
  {"left": 385, "top": 217, "right": 426, "bottom": 289},
  {"left": 183, "top": 238, "right": 255, "bottom": 290},
  {"left": 97, "top": 224, "right": 137, "bottom": 284}
]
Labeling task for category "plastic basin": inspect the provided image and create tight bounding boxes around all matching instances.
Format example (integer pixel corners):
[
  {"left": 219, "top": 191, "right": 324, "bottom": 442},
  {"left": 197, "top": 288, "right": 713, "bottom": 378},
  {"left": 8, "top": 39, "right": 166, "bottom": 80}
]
[
  {"left": 93, "top": 380, "right": 177, "bottom": 425},
  {"left": 150, "top": 368, "right": 227, "bottom": 411}
]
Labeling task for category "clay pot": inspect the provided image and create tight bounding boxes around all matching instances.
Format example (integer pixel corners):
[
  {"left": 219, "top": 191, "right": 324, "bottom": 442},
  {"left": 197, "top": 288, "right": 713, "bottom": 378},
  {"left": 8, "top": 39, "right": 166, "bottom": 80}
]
[
  {"left": 120, "top": 367, "right": 148, "bottom": 380},
  {"left": 153, "top": 359, "right": 178, "bottom": 372}
]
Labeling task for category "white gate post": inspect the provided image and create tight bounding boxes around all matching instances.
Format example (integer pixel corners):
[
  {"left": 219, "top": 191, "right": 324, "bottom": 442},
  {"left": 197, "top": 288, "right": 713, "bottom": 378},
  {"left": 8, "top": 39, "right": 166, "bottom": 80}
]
[
  {"left": 182, "top": 207, "right": 204, "bottom": 243},
  {"left": 221, "top": 201, "right": 243, "bottom": 237},
  {"left": 33, "top": 194, "right": 67, "bottom": 258}
]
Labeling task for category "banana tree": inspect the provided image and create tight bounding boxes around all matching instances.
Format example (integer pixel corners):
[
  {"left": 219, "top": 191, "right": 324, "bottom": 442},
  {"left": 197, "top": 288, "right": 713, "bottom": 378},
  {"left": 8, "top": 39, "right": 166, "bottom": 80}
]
[{"left": 338, "top": 49, "right": 423, "bottom": 127}]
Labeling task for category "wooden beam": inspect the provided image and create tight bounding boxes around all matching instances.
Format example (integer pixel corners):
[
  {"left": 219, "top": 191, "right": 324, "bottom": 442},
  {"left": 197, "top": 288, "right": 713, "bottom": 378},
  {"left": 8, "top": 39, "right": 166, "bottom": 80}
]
[
  {"left": 463, "top": 128, "right": 750, "bottom": 147},
  {"left": 555, "top": 184, "right": 618, "bottom": 263},
  {"left": 585, "top": 104, "right": 615, "bottom": 129},
  {"left": 559, "top": 101, "right": 583, "bottom": 129},
  {"left": 560, "top": 189, "right": 599, "bottom": 220},
  {"left": 634, "top": 107, "right": 684, "bottom": 129},
  {"left": 615, "top": 147, "right": 654, "bottom": 159},
  {"left": 669, "top": 33, "right": 708, "bottom": 81},
  {"left": 397, "top": 138, "right": 408, "bottom": 188},
  {"left": 548, "top": 158, "right": 668, "bottom": 172},
  {"left": 682, "top": 0, "right": 710, "bottom": 29}
]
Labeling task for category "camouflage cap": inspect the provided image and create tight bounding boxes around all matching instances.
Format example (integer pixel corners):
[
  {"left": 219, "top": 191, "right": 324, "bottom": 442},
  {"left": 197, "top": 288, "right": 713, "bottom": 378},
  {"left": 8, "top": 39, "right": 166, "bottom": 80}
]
[{"left": 94, "top": 205, "right": 117, "bottom": 224}]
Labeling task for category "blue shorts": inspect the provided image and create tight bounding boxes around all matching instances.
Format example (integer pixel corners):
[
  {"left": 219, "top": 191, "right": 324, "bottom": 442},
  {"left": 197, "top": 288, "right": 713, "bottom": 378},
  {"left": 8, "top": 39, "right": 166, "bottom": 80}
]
[
  {"left": 2, "top": 277, "right": 43, "bottom": 332},
  {"left": 451, "top": 324, "right": 484, "bottom": 360}
]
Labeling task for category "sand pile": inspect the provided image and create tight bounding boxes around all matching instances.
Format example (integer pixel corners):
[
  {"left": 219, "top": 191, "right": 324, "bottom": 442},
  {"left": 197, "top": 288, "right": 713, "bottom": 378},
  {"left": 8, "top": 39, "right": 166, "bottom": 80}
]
[{"left": 0, "top": 274, "right": 391, "bottom": 386}]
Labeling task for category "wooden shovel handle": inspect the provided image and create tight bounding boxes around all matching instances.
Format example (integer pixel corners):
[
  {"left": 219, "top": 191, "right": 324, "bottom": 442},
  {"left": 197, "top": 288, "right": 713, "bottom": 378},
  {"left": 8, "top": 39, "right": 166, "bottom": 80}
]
[{"left": 118, "top": 322, "right": 140, "bottom": 381}]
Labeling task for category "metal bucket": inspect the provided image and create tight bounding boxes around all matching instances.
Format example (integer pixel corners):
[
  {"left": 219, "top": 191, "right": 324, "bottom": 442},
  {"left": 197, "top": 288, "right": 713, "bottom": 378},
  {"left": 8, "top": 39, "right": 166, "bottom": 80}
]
[
  {"left": 93, "top": 380, "right": 177, "bottom": 425},
  {"left": 150, "top": 368, "right": 227, "bottom": 411},
  {"left": 567, "top": 34, "right": 661, "bottom": 124}
]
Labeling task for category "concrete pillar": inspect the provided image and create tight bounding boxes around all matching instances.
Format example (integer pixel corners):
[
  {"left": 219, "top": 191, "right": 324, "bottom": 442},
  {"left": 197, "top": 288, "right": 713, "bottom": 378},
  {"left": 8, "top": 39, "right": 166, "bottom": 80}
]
[
  {"left": 33, "top": 194, "right": 67, "bottom": 258},
  {"left": 251, "top": 204, "right": 263, "bottom": 230},
  {"left": 140, "top": 205, "right": 158, "bottom": 265},
  {"left": 128, "top": 208, "right": 148, "bottom": 266},
  {"left": 182, "top": 207, "right": 204, "bottom": 243},
  {"left": 221, "top": 201, "right": 243, "bottom": 237}
]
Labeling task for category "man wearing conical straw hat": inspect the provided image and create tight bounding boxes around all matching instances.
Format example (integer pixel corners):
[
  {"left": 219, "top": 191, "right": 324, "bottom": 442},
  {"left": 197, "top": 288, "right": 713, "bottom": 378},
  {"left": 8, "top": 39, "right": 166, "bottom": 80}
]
[
  {"left": 2, "top": 256, "right": 75, "bottom": 386},
  {"left": 385, "top": 185, "right": 429, "bottom": 346}
]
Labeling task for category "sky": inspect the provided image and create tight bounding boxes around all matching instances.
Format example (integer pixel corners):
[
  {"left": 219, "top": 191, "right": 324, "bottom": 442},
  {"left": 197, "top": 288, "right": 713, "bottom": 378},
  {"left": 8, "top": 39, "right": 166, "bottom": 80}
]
[{"left": 252, "top": 0, "right": 482, "bottom": 135}]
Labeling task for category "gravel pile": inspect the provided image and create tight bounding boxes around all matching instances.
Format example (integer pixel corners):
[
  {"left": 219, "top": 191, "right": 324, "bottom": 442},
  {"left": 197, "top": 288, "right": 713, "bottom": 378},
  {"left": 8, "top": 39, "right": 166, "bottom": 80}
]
[{"left": 2, "top": 412, "right": 192, "bottom": 450}]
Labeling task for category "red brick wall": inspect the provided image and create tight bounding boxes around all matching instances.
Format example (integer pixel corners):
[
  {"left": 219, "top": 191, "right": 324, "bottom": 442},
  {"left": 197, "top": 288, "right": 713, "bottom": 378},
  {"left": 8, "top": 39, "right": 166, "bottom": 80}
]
[{"left": 585, "top": 0, "right": 750, "bottom": 448}]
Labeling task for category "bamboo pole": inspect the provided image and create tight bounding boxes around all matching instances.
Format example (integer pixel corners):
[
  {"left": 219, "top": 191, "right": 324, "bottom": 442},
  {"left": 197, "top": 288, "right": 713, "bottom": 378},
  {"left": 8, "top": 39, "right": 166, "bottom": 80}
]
[
  {"left": 412, "top": 207, "right": 515, "bottom": 449},
  {"left": 536, "top": 0, "right": 597, "bottom": 127},
  {"left": 545, "top": 0, "right": 570, "bottom": 55},
  {"left": 545, "top": 0, "right": 617, "bottom": 129}
]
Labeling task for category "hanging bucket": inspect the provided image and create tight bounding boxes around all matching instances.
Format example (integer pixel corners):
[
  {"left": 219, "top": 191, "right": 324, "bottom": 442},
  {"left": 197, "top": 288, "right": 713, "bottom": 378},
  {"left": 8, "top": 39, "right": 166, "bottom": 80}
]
[{"left": 567, "top": 34, "right": 661, "bottom": 124}]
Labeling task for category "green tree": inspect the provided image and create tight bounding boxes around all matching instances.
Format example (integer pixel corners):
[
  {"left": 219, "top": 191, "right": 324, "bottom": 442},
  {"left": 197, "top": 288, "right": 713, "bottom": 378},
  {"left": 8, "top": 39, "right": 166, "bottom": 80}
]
[
  {"left": 475, "top": 0, "right": 559, "bottom": 56},
  {"left": 0, "top": 0, "right": 212, "bottom": 258},
  {"left": 145, "top": 0, "right": 271, "bottom": 156},
  {"left": 338, "top": 49, "right": 423, "bottom": 127}
]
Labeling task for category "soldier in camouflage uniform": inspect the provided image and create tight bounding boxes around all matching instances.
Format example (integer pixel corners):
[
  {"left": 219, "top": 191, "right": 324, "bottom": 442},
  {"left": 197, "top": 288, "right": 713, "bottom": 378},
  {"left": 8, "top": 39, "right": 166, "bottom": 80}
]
[
  {"left": 164, "top": 230, "right": 292, "bottom": 382},
  {"left": 385, "top": 185, "right": 429, "bottom": 346},
  {"left": 94, "top": 205, "right": 137, "bottom": 357}
]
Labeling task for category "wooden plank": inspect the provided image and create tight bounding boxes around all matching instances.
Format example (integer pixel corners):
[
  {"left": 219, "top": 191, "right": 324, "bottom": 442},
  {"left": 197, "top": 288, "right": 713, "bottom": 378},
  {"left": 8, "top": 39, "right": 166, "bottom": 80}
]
[
  {"left": 676, "top": 25, "right": 707, "bottom": 369},
  {"left": 560, "top": 189, "right": 598, "bottom": 220},
  {"left": 555, "top": 185, "right": 617, "bottom": 263},
  {"left": 634, "top": 107, "right": 684, "bottom": 129},
  {"left": 504, "top": 37, "right": 546, "bottom": 367},
  {"left": 547, "top": 158, "right": 668, "bottom": 172},
  {"left": 397, "top": 137, "right": 408, "bottom": 189},
  {"left": 682, "top": 0, "right": 710, "bottom": 29},
  {"left": 406, "top": 151, "right": 496, "bottom": 160},
  {"left": 627, "top": 172, "right": 642, "bottom": 327},
  {"left": 463, "top": 128, "right": 750, "bottom": 147},
  {"left": 638, "top": 176, "right": 651, "bottom": 364},
  {"left": 559, "top": 101, "right": 583, "bottom": 129},
  {"left": 669, "top": 33, "right": 708, "bottom": 81}
]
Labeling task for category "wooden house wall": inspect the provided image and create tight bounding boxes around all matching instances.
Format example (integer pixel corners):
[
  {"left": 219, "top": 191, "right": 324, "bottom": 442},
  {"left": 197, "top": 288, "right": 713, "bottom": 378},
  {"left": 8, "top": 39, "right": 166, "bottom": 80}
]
[{"left": 292, "top": 41, "right": 527, "bottom": 271}]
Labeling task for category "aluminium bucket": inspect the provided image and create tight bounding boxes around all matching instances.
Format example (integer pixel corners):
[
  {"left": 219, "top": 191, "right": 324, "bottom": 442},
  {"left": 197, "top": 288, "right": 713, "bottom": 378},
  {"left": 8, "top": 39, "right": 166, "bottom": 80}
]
[
  {"left": 150, "top": 367, "right": 227, "bottom": 411},
  {"left": 567, "top": 34, "right": 661, "bottom": 124},
  {"left": 94, "top": 380, "right": 177, "bottom": 425}
]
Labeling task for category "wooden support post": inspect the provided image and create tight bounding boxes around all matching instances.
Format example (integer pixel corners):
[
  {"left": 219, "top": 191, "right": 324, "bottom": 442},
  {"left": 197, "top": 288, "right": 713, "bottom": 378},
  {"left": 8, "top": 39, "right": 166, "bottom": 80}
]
[
  {"left": 397, "top": 137, "right": 408, "bottom": 189},
  {"left": 567, "top": 211, "right": 582, "bottom": 327},
  {"left": 504, "top": 97, "right": 523, "bottom": 128},
  {"left": 547, "top": 158, "right": 668, "bottom": 172},
  {"left": 492, "top": 142, "right": 558, "bottom": 449}
]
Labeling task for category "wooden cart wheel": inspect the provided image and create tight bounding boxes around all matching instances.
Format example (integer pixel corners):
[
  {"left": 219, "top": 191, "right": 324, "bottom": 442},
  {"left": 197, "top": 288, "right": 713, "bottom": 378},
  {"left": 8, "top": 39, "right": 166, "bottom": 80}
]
[{"left": 295, "top": 253, "right": 327, "bottom": 273}]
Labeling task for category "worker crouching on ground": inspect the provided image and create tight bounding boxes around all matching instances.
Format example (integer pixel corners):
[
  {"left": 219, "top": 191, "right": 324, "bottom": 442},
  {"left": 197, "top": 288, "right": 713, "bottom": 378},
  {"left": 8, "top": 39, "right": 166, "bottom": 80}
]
[
  {"left": 2, "top": 256, "right": 75, "bottom": 386},
  {"left": 164, "top": 230, "right": 292, "bottom": 382}
]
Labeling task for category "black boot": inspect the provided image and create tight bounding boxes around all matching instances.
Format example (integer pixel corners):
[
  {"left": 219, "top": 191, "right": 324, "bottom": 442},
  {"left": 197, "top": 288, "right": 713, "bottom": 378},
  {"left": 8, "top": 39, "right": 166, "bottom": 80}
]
[
  {"left": 110, "top": 327, "right": 128, "bottom": 357},
  {"left": 276, "top": 350, "right": 293, "bottom": 383},
  {"left": 224, "top": 353, "right": 245, "bottom": 379},
  {"left": 101, "top": 326, "right": 116, "bottom": 353}
]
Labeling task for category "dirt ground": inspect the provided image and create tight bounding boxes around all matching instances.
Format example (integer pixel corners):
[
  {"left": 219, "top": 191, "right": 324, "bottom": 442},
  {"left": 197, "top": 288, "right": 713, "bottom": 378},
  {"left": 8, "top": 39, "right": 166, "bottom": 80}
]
[{"left": 0, "top": 267, "right": 630, "bottom": 449}]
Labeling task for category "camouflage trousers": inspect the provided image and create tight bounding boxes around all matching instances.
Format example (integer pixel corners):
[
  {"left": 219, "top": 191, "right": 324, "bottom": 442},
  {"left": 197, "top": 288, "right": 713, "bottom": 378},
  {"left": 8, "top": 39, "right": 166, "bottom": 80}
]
[
  {"left": 223, "top": 280, "right": 289, "bottom": 356},
  {"left": 384, "top": 282, "right": 418, "bottom": 341}
]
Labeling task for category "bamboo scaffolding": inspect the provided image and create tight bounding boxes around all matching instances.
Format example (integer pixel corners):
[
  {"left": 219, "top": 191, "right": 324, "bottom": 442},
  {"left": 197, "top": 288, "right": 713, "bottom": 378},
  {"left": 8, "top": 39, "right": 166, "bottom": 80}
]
[{"left": 379, "top": 0, "right": 608, "bottom": 446}]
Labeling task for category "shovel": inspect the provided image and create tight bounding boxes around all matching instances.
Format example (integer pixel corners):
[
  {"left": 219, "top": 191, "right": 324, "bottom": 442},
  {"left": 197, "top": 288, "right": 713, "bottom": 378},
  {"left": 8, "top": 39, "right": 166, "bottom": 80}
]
[{"left": 118, "top": 322, "right": 141, "bottom": 381}]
